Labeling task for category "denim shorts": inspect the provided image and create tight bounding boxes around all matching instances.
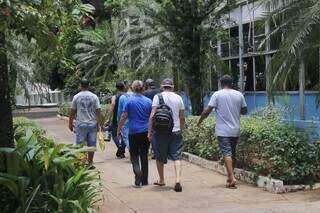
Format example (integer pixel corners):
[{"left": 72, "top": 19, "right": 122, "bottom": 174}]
[
  {"left": 154, "top": 131, "right": 183, "bottom": 164},
  {"left": 217, "top": 136, "right": 238, "bottom": 157},
  {"left": 75, "top": 123, "right": 97, "bottom": 147}
]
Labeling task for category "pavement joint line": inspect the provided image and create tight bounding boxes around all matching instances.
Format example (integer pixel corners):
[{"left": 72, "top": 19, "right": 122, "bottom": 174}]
[{"left": 104, "top": 184, "right": 138, "bottom": 213}]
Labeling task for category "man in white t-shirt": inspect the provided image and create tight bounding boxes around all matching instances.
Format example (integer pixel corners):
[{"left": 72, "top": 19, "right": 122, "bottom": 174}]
[
  {"left": 148, "top": 79, "right": 185, "bottom": 192},
  {"left": 197, "top": 75, "right": 247, "bottom": 188}
]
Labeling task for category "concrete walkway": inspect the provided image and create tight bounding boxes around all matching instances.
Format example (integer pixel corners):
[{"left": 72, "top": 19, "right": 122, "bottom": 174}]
[{"left": 34, "top": 117, "right": 320, "bottom": 213}]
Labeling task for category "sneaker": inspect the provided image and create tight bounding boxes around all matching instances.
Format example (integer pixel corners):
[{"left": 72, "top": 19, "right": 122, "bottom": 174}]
[
  {"left": 174, "top": 182, "right": 182, "bottom": 192},
  {"left": 88, "top": 165, "right": 96, "bottom": 170}
]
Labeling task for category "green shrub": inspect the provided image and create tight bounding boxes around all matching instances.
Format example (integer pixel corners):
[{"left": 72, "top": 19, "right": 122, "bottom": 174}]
[
  {"left": 183, "top": 112, "right": 320, "bottom": 185},
  {"left": 0, "top": 119, "right": 102, "bottom": 212}
]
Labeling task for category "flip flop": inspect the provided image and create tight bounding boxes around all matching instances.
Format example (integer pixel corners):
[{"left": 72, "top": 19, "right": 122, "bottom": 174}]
[{"left": 153, "top": 181, "right": 166, "bottom": 186}]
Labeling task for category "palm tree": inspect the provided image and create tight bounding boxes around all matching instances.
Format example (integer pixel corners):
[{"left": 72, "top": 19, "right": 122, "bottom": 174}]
[
  {"left": 127, "top": 0, "right": 233, "bottom": 115},
  {"left": 73, "top": 22, "right": 126, "bottom": 80},
  {"left": 262, "top": 0, "right": 320, "bottom": 93},
  {"left": 261, "top": 0, "right": 320, "bottom": 118}
]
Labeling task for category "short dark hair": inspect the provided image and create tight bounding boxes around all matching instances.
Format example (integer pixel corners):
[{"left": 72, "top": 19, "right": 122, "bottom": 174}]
[
  {"left": 145, "top": 78, "right": 155, "bottom": 88},
  {"left": 220, "top": 75, "right": 233, "bottom": 88},
  {"left": 116, "top": 81, "right": 125, "bottom": 91},
  {"left": 80, "top": 79, "right": 89, "bottom": 88}
]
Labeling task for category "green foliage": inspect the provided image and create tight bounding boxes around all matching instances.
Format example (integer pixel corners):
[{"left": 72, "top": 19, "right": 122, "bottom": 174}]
[
  {"left": 183, "top": 108, "right": 320, "bottom": 185},
  {"left": 261, "top": 0, "right": 320, "bottom": 93},
  {"left": 0, "top": 118, "right": 102, "bottom": 212}
]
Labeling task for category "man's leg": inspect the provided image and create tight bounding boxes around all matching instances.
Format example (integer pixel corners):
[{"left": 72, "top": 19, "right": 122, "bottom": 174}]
[
  {"left": 156, "top": 160, "right": 165, "bottom": 184},
  {"left": 173, "top": 160, "right": 181, "bottom": 183},
  {"left": 218, "top": 137, "right": 236, "bottom": 185},
  {"left": 224, "top": 156, "right": 236, "bottom": 183},
  {"left": 87, "top": 125, "right": 97, "bottom": 168},
  {"left": 154, "top": 133, "right": 168, "bottom": 185},
  {"left": 170, "top": 132, "right": 183, "bottom": 192}
]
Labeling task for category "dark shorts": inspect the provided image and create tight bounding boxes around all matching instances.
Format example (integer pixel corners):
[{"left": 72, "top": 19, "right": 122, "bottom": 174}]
[
  {"left": 217, "top": 136, "right": 238, "bottom": 157},
  {"left": 154, "top": 131, "right": 183, "bottom": 164}
]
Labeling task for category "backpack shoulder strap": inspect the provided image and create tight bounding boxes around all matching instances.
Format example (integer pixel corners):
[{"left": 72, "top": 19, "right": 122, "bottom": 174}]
[{"left": 157, "top": 93, "right": 165, "bottom": 105}]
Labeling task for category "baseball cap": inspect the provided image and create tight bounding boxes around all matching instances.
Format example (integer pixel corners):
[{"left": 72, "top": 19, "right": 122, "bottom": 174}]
[
  {"left": 145, "top": 78, "right": 156, "bottom": 88},
  {"left": 161, "top": 78, "right": 174, "bottom": 88}
]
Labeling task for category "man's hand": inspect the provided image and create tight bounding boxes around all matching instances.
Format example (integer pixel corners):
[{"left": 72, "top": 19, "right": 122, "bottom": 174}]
[
  {"left": 69, "top": 123, "right": 74, "bottom": 132},
  {"left": 147, "top": 131, "right": 153, "bottom": 142}
]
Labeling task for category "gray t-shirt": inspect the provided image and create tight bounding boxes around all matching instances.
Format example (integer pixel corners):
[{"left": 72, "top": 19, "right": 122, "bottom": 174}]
[
  {"left": 71, "top": 91, "right": 101, "bottom": 125},
  {"left": 208, "top": 89, "right": 247, "bottom": 137}
]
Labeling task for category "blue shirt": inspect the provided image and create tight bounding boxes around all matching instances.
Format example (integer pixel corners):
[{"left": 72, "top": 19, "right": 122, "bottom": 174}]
[
  {"left": 117, "top": 93, "right": 130, "bottom": 122},
  {"left": 124, "top": 94, "right": 152, "bottom": 134}
]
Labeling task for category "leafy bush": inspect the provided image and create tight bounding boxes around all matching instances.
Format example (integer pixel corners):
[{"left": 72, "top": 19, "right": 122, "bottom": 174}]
[
  {"left": 0, "top": 118, "right": 102, "bottom": 212},
  {"left": 183, "top": 110, "right": 320, "bottom": 185}
]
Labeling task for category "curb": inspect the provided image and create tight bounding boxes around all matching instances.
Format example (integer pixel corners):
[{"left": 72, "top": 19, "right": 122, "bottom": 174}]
[
  {"left": 57, "top": 114, "right": 69, "bottom": 121},
  {"left": 182, "top": 152, "right": 320, "bottom": 194}
]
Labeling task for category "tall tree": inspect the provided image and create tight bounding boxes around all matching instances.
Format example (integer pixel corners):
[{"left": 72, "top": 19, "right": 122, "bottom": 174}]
[
  {"left": 262, "top": 0, "right": 320, "bottom": 93},
  {"left": 135, "top": 0, "right": 232, "bottom": 115},
  {"left": 0, "top": 0, "right": 89, "bottom": 147}
]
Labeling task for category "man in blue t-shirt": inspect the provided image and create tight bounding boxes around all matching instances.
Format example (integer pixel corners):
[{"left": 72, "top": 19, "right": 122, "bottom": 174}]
[{"left": 117, "top": 80, "right": 152, "bottom": 187}]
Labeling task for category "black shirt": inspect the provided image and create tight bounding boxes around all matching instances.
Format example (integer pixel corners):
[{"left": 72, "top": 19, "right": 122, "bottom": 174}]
[{"left": 144, "top": 88, "right": 160, "bottom": 101}]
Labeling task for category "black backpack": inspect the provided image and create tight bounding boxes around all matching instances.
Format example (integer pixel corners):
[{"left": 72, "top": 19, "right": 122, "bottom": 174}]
[{"left": 154, "top": 94, "right": 174, "bottom": 134}]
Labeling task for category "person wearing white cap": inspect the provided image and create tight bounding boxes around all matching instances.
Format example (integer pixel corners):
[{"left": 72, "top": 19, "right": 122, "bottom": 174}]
[{"left": 148, "top": 78, "right": 185, "bottom": 192}]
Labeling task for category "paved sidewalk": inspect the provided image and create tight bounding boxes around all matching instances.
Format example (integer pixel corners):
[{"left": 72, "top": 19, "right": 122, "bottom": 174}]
[{"left": 34, "top": 117, "right": 320, "bottom": 213}]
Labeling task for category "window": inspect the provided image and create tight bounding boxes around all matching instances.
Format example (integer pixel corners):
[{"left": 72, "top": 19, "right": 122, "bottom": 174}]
[
  {"left": 255, "top": 55, "right": 266, "bottom": 91},
  {"left": 230, "top": 59, "right": 240, "bottom": 90},
  {"left": 244, "top": 58, "right": 254, "bottom": 91},
  {"left": 230, "top": 26, "right": 239, "bottom": 56},
  {"left": 243, "top": 23, "right": 253, "bottom": 54},
  {"left": 254, "top": 20, "right": 265, "bottom": 51}
]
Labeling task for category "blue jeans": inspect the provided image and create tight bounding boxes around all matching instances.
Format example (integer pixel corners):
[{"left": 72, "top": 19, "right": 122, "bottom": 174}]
[
  {"left": 121, "top": 124, "right": 130, "bottom": 150},
  {"left": 111, "top": 124, "right": 127, "bottom": 150},
  {"left": 75, "top": 123, "right": 97, "bottom": 147}
]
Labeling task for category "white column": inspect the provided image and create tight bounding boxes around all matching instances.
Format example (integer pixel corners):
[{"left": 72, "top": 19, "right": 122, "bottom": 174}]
[{"left": 239, "top": 5, "right": 244, "bottom": 92}]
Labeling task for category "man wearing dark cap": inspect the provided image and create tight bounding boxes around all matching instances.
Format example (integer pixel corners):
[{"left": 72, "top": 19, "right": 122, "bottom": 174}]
[
  {"left": 148, "top": 78, "right": 185, "bottom": 192},
  {"left": 143, "top": 79, "right": 160, "bottom": 101},
  {"left": 69, "top": 79, "right": 102, "bottom": 169},
  {"left": 143, "top": 79, "right": 160, "bottom": 159}
]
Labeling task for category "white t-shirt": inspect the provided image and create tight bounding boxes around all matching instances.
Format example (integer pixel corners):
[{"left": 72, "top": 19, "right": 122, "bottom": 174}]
[
  {"left": 208, "top": 89, "right": 247, "bottom": 137},
  {"left": 152, "top": 91, "right": 185, "bottom": 132}
]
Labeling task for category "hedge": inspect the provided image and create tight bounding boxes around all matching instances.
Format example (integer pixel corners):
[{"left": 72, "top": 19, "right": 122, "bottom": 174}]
[{"left": 183, "top": 109, "right": 320, "bottom": 185}]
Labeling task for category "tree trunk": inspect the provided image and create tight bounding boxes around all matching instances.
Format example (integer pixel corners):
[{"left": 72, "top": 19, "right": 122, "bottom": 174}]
[
  {"left": 0, "top": 32, "right": 14, "bottom": 148},
  {"left": 185, "top": 28, "right": 203, "bottom": 115}
]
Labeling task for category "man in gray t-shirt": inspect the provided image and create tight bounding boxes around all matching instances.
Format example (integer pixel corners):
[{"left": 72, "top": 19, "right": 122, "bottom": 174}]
[
  {"left": 197, "top": 75, "right": 247, "bottom": 188},
  {"left": 69, "top": 79, "right": 102, "bottom": 169}
]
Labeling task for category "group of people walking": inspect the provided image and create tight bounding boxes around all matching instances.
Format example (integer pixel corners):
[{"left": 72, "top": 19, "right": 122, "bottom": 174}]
[{"left": 69, "top": 75, "right": 247, "bottom": 191}]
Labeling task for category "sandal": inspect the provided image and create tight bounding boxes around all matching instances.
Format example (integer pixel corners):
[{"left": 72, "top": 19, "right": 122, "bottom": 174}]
[{"left": 153, "top": 180, "right": 165, "bottom": 186}]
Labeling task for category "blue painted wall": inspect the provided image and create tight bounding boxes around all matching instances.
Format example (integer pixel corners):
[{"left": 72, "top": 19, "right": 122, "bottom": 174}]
[{"left": 182, "top": 92, "right": 320, "bottom": 139}]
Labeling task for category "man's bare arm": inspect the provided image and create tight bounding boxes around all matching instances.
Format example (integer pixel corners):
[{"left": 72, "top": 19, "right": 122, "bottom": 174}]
[
  {"left": 106, "top": 96, "right": 116, "bottom": 124},
  {"left": 147, "top": 107, "right": 157, "bottom": 141},
  {"left": 96, "top": 108, "right": 103, "bottom": 129},
  {"left": 179, "top": 110, "right": 185, "bottom": 130},
  {"left": 117, "top": 112, "right": 128, "bottom": 137},
  {"left": 197, "top": 106, "right": 214, "bottom": 127},
  {"left": 69, "top": 109, "right": 76, "bottom": 132}
]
